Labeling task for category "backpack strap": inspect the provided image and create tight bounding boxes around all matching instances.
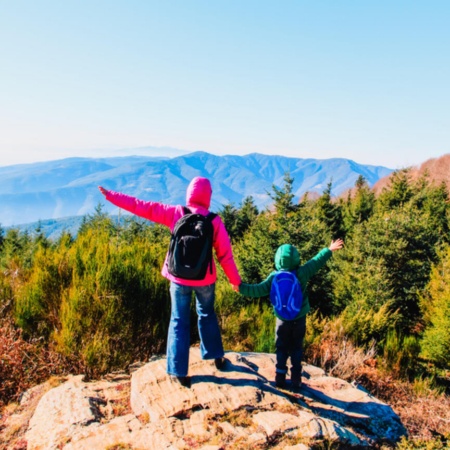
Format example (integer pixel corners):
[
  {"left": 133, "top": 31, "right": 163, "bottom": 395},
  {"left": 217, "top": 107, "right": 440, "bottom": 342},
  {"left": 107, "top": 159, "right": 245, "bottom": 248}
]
[
  {"left": 183, "top": 206, "right": 216, "bottom": 221},
  {"left": 205, "top": 212, "right": 217, "bottom": 274}
]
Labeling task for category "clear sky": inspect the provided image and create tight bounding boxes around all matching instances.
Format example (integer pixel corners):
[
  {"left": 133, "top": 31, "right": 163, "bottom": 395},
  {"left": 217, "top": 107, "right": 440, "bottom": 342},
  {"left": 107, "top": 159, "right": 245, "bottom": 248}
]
[{"left": 1, "top": 1, "right": 449, "bottom": 169}]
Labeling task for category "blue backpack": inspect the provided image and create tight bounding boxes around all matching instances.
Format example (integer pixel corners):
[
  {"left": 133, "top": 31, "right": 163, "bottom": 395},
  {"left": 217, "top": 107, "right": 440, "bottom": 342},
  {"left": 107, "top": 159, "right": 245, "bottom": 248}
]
[{"left": 270, "top": 271, "right": 303, "bottom": 320}]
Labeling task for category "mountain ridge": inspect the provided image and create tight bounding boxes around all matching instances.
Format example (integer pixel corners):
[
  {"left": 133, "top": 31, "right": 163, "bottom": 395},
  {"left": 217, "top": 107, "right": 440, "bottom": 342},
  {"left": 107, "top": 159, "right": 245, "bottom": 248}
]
[{"left": 0, "top": 152, "right": 392, "bottom": 227}]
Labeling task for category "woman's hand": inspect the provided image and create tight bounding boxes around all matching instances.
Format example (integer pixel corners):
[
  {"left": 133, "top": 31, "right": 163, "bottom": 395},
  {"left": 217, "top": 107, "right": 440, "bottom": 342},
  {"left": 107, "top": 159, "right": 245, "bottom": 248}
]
[{"left": 98, "top": 186, "right": 108, "bottom": 197}]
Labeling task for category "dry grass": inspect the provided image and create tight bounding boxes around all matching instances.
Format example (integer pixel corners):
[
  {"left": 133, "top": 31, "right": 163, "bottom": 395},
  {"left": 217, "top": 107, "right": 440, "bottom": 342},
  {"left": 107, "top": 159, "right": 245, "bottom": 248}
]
[
  {"left": 99, "top": 381, "right": 132, "bottom": 419},
  {"left": 0, "top": 317, "right": 80, "bottom": 450},
  {"left": 306, "top": 320, "right": 450, "bottom": 445},
  {"left": 306, "top": 320, "right": 377, "bottom": 381},
  {"left": 356, "top": 365, "right": 450, "bottom": 444},
  {"left": 137, "top": 411, "right": 150, "bottom": 424},
  {"left": 181, "top": 434, "right": 211, "bottom": 449},
  {"left": 0, "top": 318, "right": 79, "bottom": 409},
  {"left": 110, "top": 397, "right": 131, "bottom": 417},
  {"left": 0, "top": 377, "right": 66, "bottom": 450},
  {"left": 105, "top": 444, "right": 135, "bottom": 450}
]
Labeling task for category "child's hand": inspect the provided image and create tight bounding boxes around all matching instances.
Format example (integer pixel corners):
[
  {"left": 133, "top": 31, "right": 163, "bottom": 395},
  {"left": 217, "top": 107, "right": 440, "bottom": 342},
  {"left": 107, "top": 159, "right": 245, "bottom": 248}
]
[
  {"left": 231, "top": 284, "right": 240, "bottom": 292},
  {"left": 98, "top": 186, "right": 108, "bottom": 197},
  {"left": 329, "top": 238, "right": 344, "bottom": 251}
]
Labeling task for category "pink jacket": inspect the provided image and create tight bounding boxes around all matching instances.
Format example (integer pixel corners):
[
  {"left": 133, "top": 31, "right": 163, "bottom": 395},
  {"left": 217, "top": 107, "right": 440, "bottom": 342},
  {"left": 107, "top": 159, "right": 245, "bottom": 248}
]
[{"left": 104, "top": 177, "right": 242, "bottom": 287}]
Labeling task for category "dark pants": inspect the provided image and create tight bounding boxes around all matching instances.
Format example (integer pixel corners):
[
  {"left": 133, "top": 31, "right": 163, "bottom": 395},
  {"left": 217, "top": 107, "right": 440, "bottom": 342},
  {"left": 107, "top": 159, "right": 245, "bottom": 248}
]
[{"left": 275, "top": 315, "right": 306, "bottom": 382}]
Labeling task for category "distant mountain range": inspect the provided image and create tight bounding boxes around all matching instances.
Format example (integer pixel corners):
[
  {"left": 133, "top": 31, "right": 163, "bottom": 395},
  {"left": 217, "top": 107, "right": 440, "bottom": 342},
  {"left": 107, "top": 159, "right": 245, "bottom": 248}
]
[{"left": 0, "top": 152, "right": 392, "bottom": 228}]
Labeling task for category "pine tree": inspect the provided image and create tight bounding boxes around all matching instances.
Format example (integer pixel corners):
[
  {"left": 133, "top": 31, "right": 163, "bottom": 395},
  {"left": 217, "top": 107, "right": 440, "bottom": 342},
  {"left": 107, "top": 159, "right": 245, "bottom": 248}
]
[
  {"left": 342, "top": 175, "right": 375, "bottom": 233},
  {"left": 420, "top": 246, "right": 450, "bottom": 369},
  {"left": 235, "top": 196, "right": 259, "bottom": 240},
  {"left": 218, "top": 203, "right": 238, "bottom": 240},
  {"left": 269, "top": 172, "right": 297, "bottom": 220},
  {"left": 316, "top": 182, "right": 344, "bottom": 239}
]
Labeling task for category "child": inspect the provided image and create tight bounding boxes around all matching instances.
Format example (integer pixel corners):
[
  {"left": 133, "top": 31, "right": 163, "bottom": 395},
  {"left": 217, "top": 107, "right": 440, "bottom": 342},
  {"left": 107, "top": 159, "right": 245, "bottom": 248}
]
[
  {"left": 236, "top": 239, "right": 344, "bottom": 389},
  {"left": 99, "top": 177, "right": 241, "bottom": 388}
]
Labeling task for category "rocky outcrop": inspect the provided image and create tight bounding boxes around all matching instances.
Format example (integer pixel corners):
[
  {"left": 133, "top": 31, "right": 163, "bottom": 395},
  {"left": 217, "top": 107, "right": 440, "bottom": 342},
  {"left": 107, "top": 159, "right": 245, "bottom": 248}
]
[{"left": 2, "top": 348, "right": 407, "bottom": 449}]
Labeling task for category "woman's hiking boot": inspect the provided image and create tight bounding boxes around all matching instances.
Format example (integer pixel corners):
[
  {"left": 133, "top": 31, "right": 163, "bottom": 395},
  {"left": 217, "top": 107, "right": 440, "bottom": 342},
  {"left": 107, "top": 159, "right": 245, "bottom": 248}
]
[
  {"left": 214, "top": 357, "right": 227, "bottom": 370},
  {"left": 290, "top": 370, "right": 302, "bottom": 391},
  {"left": 170, "top": 375, "right": 191, "bottom": 388}
]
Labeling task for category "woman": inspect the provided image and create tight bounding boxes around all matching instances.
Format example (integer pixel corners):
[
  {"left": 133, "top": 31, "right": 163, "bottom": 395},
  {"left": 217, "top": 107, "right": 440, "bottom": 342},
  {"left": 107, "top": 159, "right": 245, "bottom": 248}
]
[{"left": 99, "top": 177, "right": 241, "bottom": 387}]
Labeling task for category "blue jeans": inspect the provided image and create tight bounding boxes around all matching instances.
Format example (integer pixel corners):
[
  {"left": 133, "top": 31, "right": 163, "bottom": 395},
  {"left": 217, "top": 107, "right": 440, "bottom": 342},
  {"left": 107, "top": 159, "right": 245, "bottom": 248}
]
[
  {"left": 275, "top": 315, "right": 306, "bottom": 381},
  {"left": 167, "top": 282, "right": 224, "bottom": 377}
]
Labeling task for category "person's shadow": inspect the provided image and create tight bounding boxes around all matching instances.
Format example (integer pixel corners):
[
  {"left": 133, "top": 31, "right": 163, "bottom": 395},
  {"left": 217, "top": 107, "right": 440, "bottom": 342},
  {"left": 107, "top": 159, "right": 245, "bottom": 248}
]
[
  {"left": 188, "top": 356, "right": 406, "bottom": 445},
  {"left": 189, "top": 356, "right": 308, "bottom": 406}
]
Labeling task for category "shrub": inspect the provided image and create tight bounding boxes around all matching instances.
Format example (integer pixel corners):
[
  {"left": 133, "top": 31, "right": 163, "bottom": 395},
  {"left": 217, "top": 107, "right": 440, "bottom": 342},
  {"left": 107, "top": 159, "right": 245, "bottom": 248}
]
[
  {"left": 0, "top": 319, "right": 74, "bottom": 408},
  {"left": 305, "top": 315, "right": 376, "bottom": 380}
]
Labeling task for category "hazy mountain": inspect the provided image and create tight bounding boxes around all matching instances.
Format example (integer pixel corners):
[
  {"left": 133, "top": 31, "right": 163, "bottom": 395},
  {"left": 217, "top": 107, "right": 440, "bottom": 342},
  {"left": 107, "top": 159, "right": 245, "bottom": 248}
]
[{"left": 0, "top": 152, "right": 392, "bottom": 227}]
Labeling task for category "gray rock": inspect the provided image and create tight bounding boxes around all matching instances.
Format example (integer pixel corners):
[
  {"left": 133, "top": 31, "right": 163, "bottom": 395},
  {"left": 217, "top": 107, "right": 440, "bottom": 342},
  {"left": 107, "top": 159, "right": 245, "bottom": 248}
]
[{"left": 19, "top": 348, "right": 406, "bottom": 449}]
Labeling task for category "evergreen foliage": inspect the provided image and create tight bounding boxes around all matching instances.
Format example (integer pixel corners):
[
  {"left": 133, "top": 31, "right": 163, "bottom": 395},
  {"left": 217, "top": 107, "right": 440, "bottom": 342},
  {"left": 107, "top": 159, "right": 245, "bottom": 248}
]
[
  {"left": 218, "top": 196, "right": 258, "bottom": 241},
  {"left": 1, "top": 168, "right": 449, "bottom": 386},
  {"left": 342, "top": 175, "right": 375, "bottom": 233},
  {"left": 420, "top": 246, "right": 450, "bottom": 369}
]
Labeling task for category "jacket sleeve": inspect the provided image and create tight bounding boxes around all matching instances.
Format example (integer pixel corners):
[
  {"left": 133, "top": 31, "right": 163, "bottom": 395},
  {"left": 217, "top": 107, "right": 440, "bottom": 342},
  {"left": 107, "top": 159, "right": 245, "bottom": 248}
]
[
  {"left": 239, "top": 274, "right": 273, "bottom": 298},
  {"left": 105, "top": 190, "right": 178, "bottom": 228},
  {"left": 297, "top": 248, "right": 332, "bottom": 283},
  {"left": 212, "top": 217, "right": 242, "bottom": 286}
]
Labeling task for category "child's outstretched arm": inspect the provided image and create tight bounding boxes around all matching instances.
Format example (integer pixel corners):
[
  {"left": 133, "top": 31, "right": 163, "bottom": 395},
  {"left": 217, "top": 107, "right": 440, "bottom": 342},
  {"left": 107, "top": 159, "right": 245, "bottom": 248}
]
[
  {"left": 237, "top": 275, "right": 273, "bottom": 298},
  {"left": 329, "top": 238, "right": 344, "bottom": 252},
  {"left": 298, "top": 238, "right": 344, "bottom": 281}
]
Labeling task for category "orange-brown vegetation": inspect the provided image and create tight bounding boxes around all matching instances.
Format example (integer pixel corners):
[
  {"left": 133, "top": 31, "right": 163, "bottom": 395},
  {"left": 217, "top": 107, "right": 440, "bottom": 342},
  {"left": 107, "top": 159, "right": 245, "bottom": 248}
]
[
  {"left": 0, "top": 318, "right": 79, "bottom": 409},
  {"left": 373, "top": 153, "right": 450, "bottom": 195},
  {"left": 1, "top": 316, "right": 449, "bottom": 447},
  {"left": 358, "top": 367, "right": 450, "bottom": 442},
  {"left": 306, "top": 322, "right": 450, "bottom": 443}
]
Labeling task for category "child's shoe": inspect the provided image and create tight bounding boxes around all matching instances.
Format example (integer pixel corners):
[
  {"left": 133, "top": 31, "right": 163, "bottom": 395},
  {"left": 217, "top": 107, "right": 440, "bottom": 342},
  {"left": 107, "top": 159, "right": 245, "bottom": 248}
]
[
  {"left": 290, "top": 373, "right": 302, "bottom": 391},
  {"left": 275, "top": 372, "right": 286, "bottom": 388}
]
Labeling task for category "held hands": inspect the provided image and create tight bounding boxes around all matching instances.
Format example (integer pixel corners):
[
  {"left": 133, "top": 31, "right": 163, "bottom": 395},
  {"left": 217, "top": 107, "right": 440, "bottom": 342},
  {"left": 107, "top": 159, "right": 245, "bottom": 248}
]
[
  {"left": 329, "top": 238, "right": 344, "bottom": 252},
  {"left": 98, "top": 186, "right": 108, "bottom": 197}
]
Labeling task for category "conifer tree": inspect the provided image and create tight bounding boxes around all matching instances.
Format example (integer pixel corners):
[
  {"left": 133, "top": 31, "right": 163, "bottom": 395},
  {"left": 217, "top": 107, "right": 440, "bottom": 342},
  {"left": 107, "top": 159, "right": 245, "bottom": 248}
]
[
  {"left": 316, "top": 182, "right": 345, "bottom": 239},
  {"left": 1, "top": 229, "right": 23, "bottom": 269},
  {"left": 235, "top": 212, "right": 281, "bottom": 283},
  {"left": 377, "top": 169, "right": 414, "bottom": 210},
  {"left": 269, "top": 172, "right": 297, "bottom": 220},
  {"left": 420, "top": 246, "right": 450, "bottom": 369},
  {"left": 0, "top": 224, "right": 4, "bottom": 250},
  {"left": 219, "top": 203, "right": 238, "bottom": 240},
  {"left": 235, "top": 196, "right": 258, "bottom": 240},
  {"left": 342, "top": 175, "right": 375, "bottom": 233}
]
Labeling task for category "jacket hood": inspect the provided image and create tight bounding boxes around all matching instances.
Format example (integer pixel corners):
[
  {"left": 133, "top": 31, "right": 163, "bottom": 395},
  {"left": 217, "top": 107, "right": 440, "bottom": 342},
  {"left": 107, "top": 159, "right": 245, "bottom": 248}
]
[
  {"left": 186, "top": 177, "right": 212, "bottom": 209},
  {"left": 274, "top": 244, "right": 300, "bottom": 271}
]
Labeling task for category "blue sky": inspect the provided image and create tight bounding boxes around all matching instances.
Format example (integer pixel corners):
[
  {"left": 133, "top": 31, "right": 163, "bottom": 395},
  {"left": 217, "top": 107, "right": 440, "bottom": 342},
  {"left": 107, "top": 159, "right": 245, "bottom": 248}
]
[{"left": 0, "top": 1, "right": 448, "bottom": 169}]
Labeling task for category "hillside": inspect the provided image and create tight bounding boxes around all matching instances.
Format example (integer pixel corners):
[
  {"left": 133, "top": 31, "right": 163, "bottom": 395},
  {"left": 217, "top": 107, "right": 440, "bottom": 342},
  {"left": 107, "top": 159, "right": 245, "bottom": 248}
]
[
  {"left": 0, "top": 152, "right": 391, "bottom": 227},
  {"left": 373, "top": 153, "right": 450, "bottom": 194}
]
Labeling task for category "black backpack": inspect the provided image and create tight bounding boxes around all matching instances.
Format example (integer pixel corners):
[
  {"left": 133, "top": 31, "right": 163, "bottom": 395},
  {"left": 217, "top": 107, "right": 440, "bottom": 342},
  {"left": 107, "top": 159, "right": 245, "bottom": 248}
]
[{"left": 167, "top": 207, "right": 217, "bottom": 280}]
